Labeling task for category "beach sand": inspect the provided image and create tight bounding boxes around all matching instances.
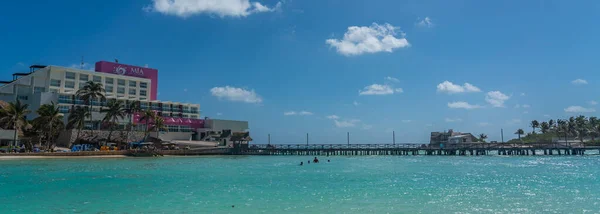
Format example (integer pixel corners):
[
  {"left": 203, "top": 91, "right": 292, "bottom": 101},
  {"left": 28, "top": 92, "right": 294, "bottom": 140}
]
[{"left": 0, "top": 155, "right": 128, "bottom": 160}]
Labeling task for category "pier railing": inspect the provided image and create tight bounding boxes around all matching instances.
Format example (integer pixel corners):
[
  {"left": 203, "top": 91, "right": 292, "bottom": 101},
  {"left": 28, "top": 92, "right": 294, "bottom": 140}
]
[{"left": 249, "top": 142, "right": 596, "bottom": 150}]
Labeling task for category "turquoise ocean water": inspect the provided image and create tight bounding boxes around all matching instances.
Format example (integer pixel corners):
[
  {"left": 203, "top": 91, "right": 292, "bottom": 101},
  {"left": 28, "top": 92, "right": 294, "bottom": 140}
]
[{"left": 1, "top": 156, "right": 600, "bottom": 213}]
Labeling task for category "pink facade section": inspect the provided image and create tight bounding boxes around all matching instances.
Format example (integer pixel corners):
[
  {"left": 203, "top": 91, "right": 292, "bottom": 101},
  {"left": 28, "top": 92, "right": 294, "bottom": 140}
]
[{"left": 94, "top": 61, "right": 158, "bottom": 100}]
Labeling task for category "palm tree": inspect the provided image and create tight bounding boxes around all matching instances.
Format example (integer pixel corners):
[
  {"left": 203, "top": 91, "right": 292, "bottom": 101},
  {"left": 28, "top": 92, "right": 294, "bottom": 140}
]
[
  {"left": 540, "top": 122, "right": 550, "bottom": 134},
  {"left": 588, "top": 117, "right": 599, "bottom": 142},
  {"left": 139, "top": 109, "right": 156, "bottom": 139},
  {"left": 152, "top": 116, "right": 166, "bottom": 140},
  {"left": 0, "top": 99, "right": 31, "bottom": 148},
  {"left": 575, "top": 115, "right": 587, "bottom": 143},
  {"left": 478, "top": 133, "right": 488, "bottom": 142},
  {"left": 100, "top": 99, "right": 126, "bottom": 144},
  {"left": 67, "top": 106, "right": 89, "bottom": 143},
  {"left": 548, "top": 119, "right": 555, "bottom": 130},
  {"left": 124, "top": 100, "right": 141, "bottom": 144},
  {"left": 530, "top": 120, "right": 539, "bottom": 134},
  {"left": 515, "top": 129, "right": 525, "bottom": 141},
  {"left": 32, "top": 102, "right": 64, "bottom": 150},
  {"left": 76, "top": 81, "right": 105, "bottom": 135}
]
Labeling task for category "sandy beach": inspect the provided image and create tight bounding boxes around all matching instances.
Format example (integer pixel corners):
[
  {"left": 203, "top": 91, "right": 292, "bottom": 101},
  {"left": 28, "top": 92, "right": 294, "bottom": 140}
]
[{"left": 0, "top": 155, "right": 128, "bottom": 160}]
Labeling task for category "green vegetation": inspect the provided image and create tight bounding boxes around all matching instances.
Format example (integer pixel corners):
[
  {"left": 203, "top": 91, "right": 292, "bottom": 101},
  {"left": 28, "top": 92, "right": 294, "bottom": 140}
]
[
  {"left": 0, "top": 81, "right": 167, "bottom": 152},
  {"left": 508, "top": 116, "right": 600, "bottom": 144}
]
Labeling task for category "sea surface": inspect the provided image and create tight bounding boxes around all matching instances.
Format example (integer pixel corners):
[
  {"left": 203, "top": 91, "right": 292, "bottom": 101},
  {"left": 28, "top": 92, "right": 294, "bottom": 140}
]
[{"left": 1, "top": 155, "right": 600, "bottom": 213}]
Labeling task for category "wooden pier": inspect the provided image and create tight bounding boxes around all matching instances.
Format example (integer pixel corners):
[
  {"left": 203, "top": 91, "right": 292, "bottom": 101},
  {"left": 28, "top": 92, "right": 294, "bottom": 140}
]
[{"left": 243, "top": 143, "right": 600, "bottom": 156}]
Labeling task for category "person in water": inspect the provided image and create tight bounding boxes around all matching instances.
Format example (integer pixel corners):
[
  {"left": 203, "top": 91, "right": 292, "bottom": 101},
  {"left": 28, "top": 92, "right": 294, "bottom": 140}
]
[
  {"left": 300, "top": 162, "right": 303, "bottom": 166},
  {"left": 308, "top": 160, "right": 310, "bottom": 164},
  {"left": 313, "top": 157, "right": 319, "bottom": 163},
  {"left": 327, "top": 160, "right": 330, "bottom": 162}
]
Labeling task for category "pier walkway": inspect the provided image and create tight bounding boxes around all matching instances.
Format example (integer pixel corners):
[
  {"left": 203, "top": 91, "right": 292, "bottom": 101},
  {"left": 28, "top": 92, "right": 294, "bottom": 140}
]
[{"left": 243, "top": 143, "right": 600, "bottom": 156}]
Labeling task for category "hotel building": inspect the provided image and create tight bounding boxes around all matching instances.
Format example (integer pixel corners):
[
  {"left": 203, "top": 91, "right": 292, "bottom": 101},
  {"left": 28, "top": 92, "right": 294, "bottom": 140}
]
[{"left": 0, "top": 61, "right": 248, "bottom": 144}]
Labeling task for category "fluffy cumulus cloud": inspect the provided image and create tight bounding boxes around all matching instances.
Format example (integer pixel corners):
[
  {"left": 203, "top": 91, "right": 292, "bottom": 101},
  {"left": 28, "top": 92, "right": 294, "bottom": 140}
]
[
  {"left": 416, "top": 17, "right": 433, "bottom": 28},
  {"left": 436, "top": 81, "right": 481, "bottom": 94},
  {"left": 445, "top": 118, "right": 463, "bottom": 123},
  {"left": 210, "top": 86, "right": 262, "bottom": 103},
  {"left": 362, "top": 124, "right": 373, "bottom": 130},
  {"left": 485, "top": 91, "right": 510, "bottom": 107},
  {"left": 353, "top": 101, "right": 360, "bottom": 106},
  {"left": 284, "top": 111, "right": 313, "bottom": 116},
  {"left": 478, "top": 122, "right": 491, "bottom": 127},
  {"left": 359, "top": 84, "right": 403, "bottom": 95},
  {"left": 564, "top": 106, "right": 596, "bottom": 113},
  {"left": 589, "top": 101, "right": 598, "bottom": 105},
  {"left": 326, "top": 23, "right": 410, "bottom": 56},
  {"left": 145, "top": 0, "right": 281, "bottom": 18},
  {"left": 402, "top": 120, "right": 412, "bottom": 123},
  {"left": 571, "top": 79, "right": 588, "bottom": 85},
  {"left": 447, "top": 101, "right": 482, "bottom": 110}
]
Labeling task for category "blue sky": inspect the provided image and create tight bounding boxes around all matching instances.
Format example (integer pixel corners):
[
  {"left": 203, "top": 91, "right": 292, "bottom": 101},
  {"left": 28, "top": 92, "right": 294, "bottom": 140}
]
[{"left": 1, "top": 0, "right": 600, "bottom": 144}]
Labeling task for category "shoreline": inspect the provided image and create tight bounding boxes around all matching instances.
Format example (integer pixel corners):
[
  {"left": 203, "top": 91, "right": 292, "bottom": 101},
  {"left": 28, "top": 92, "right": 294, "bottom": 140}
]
[{"left": 0, "top": 155, "right": 129, "bottom": 160}]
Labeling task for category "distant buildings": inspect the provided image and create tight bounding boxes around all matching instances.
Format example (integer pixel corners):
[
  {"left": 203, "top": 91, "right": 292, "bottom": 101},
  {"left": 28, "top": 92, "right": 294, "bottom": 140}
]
[{"left": 430, "top": 129, "right": 477, "bottom": 145}]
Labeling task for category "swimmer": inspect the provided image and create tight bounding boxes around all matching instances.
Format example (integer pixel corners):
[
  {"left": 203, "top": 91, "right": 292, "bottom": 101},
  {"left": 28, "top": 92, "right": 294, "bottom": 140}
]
[
  {"left": 313, "top": 157, "right": 319, "bottom": 163},
  {"left": 300, "top": 162, "right": 303, "bottom": 166},
  {"left": 327, "top": 160, "right": 330, "bottom": 162}
]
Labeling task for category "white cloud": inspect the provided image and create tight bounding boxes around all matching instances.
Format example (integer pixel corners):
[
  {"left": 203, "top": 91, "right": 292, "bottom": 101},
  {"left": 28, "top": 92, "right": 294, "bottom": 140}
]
[
  {"left": 436, "top": 81, "right": 481, "bottom": 94},
  {"left": 445, "top": 118, "right": 463, "bottom": 123},
  {"left": 543, "top": 114, "right": 551, "bottom": 118},
  {"left": 210, "top": 86, "right": 262, "bottom": 103},
  {"left": 326, "top": 115, "right": 339, "bottom": 120},
  {"left": 571, "top": 79, "right": 588, "bottom": 85},
  {"left": 447, "top": 101, "right": 482, "bottom": 110},
  {"left": 589, "top": 101, "right": 598, "bottom": 106},
  {"left": 326, "top": 23, "right": 410, "bottom": 56},
  {"left": 523, "top": 111, "right": 529, "bottom": 114},
  {"left": 564, "top": 106, "right": 596, "bottom": 113},
  {"left": 334, "top": 119, "right": 360, "bottom": 128},
  {"left": 183, "top": 88, "right": 188, "bottom": 92},
  {"left": 362, "top": 124, "right": 373, "bottom": 130},
  {"left": 285, "top": 110, "right": 312, "bottom": 116},
  {"left": 359, "top": 84, "right": 403, "bottom": 95},
  {"left": 485, "top": 91, "right": 510, "bottom": 107},
  {"left": 145, "top": 0, "right": 281, "bottom": 18},
  {"left": 522, "top": 104, "right": 530, "bottom": 108},
  {"left": 416, "top": 17, "right": 433, "bottom": 28},
  {"left": 514, "top": 104, "right": 520, "bottom": 109},
  {"left": 402, "top": 120, "right": 412, "bottom": 123},
  {"left": 353, "top": 101, "right": 360, "bottom": 106},
  {"left": 216, "top": 112, "right": 223, "bottom": 116},
  {"left": 478, "top": 122, "right": 491, "bottom": 127},
  {"left": 520, "top": 93, "right": 526, "bottom": 96},
  {"left": 299, "top": 111, "right": 313, "bottom": 115},
  {"left": 385, "top": 76, "right": 400, "bottom": 82}
]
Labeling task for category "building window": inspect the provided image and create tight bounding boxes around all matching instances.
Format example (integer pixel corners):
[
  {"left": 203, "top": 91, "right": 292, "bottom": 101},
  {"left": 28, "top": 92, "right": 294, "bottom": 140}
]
[
  {"left": 139, "top": 90, "right": 147, "bottom": 96},
  {"left": 117, "top": 79, "right": 125, "bottom": 86},
  {"left": 129, "top": 89, "right": 136, "bottom": 95},
  {"left": 34, "top": 87, "right": 45, "bottom": 93},
  {"left": 79, "top": 82, "right": 86, "bottom": 89},
  {"left": 117, "top": 87, "right": 125, "bottom": 94},
  {"left": 80, "top": 74, "right": 88, "bottom": 81},
  {"left": 105, "top": 85, "right": 113, "bottom": 93},
  {"left": 93, "top": 76, "right": 102, "bottom": 83},
  {"left": 140, "top": 82, "right": 148, "bottom": 88},
  {"left": 18, "top": 95, "right": 28, "bottom": 100},
  {"left": 129, "top": 81, "right": 137, "bottom": 87},
  {"left": 59, "top": 106, "right": 70, "bottom": 113},
  {"left": 140, "top": 97, "right": 147, "bottom": 101},
  {"left": 105, "top": 78, "right": 114, "bottom": 84},
  {"left": 167, "top": 125, "right": 179, "bottom": 132},
  {"left": 65, "top": 72, "right": 75, "bottom": 79},
  {"left": 65, "top": 81, "right": 75, "bottom": 89},
  {"left": 50, "top": 79, "right": 61, "bottom": 87},
  {"left": 50, "top": 89, "right": 59, "bottom": 93},
  {"left": 190, "top": 115, "right": 198, "bottom": 119}
]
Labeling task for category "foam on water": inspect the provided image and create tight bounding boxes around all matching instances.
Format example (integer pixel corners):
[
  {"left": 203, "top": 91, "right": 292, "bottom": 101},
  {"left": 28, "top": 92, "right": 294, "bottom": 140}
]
[{"left": 1, "top": 156, "right": 600, "bottom": 213}]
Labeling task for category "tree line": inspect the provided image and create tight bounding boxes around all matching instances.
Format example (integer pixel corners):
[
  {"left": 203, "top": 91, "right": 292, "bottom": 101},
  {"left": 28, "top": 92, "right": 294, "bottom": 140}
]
[
  {"left": 0, "top": 81, "right": 166, "bottom": 151},
  {"left": 511, "top": 116, "right": 600, "bottom": 143}
]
